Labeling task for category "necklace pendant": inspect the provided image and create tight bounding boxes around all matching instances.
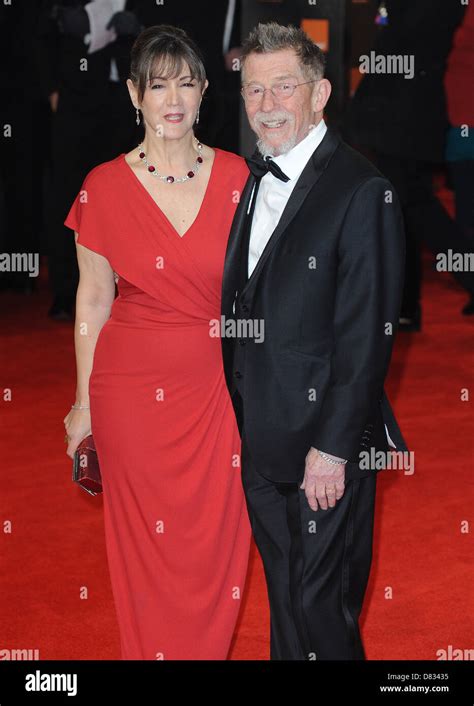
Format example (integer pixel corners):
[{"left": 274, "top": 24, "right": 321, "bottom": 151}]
[{"left": 166, "top": 176, "right": 175, "bottom": 183}]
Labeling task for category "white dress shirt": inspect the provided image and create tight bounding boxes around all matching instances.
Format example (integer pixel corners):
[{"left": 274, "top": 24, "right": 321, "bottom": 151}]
[
  {"left": 248, "top": 119, "right": 327, "bottom": 277},
  {"left": 246, "top": 119, "right": 396, "bottom": 460}
]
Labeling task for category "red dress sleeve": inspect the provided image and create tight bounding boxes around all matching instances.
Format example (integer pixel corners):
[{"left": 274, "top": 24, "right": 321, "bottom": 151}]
[{"left": 64, "top": 165, "right": 109, "bottom": 260}]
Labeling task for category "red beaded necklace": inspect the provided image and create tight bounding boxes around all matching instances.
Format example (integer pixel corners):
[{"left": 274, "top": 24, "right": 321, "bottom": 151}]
[{"left": 138, "top": 140, "right": 204, "bottom": 184}]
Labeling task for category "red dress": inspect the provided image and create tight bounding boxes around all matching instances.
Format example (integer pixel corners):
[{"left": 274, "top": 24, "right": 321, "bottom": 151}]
[{"left": 65, "top": 148, "right": 252, "bottom": 660}]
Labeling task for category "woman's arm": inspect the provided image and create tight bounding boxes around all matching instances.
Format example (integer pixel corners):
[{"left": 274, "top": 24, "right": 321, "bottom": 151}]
[{"left": 64, "top": 233, "right": 116, "bottom": 458}]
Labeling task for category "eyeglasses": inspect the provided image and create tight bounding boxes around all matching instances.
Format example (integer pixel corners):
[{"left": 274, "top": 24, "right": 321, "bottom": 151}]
[{"left": 240, "top": 80, "right": 318, "bottom": 103}]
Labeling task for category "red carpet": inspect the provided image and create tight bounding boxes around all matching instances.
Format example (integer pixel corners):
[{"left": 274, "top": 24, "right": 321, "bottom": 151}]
[{"left": 1, "top": 243, "right": 472, "bottom": 660}]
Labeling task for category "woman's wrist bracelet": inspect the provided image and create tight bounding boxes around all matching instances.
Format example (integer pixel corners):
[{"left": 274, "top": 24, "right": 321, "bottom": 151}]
[{"left": 72, "top": 403, "right": 90, "bottom": 410}]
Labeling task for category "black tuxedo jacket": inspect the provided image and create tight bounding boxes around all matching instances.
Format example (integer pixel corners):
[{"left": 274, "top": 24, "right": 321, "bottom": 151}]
[{"left": 221, "top": 127, "right": 408, "bottom": 483}]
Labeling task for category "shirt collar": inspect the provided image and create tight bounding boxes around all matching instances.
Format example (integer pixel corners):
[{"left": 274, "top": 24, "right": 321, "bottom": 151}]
[{"left": 265, "top": 119, "right": 327, "bottom": 182}]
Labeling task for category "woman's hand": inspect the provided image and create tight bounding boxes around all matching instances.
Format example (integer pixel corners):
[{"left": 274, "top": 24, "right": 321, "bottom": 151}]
[{"left": 64, "top": 408, "right": 92, "bottom": 459}]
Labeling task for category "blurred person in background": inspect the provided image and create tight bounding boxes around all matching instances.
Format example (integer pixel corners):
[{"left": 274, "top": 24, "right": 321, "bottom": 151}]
[
  {"left": 345, "top": 0, "right": 473, "bottom": 330},
  {"left": 37, "top": 0, "right": 141, "bottom": 320},
  {"left": 444, "top": 0, "right": 474, "bottom": 252},
  {"left": 0, "top": 1, "right": 44, "bottom": 294}
]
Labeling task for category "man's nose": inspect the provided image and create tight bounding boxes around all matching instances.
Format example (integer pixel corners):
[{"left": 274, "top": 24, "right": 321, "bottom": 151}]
[{"left": 260, "top": 88, "right": 276, "bottom": 111}]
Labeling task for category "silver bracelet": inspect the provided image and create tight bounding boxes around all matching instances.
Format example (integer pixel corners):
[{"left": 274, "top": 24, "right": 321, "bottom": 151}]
[
  {"left": 317, "top": 449, "right": 347, "bottom": 465},
  {"left": 71, "top": 403, "right": 90, "bottom": 410}
]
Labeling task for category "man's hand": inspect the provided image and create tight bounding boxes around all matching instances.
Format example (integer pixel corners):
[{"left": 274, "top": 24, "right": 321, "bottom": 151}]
[
  {"left": 300, "top": 447, "right": 346, "bottom": 511},
  {"left": 106, "top": 11, "right": 143, "bottom": 37},
  {"left": 49, "top": 91, "right": 59, "bottom": 114}
]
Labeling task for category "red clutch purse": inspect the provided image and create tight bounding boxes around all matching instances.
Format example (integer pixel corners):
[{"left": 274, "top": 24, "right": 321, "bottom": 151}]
[{"left": 72, "top": 434, "right": 102, "bottom": 496}]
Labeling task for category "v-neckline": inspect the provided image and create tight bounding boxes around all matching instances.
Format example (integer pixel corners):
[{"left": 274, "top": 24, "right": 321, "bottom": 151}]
[{"left": 121, "top": 147, "right": 220, "bottom": 240}]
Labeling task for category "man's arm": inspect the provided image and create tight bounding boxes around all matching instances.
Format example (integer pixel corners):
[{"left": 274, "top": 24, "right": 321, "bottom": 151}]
[{"left": 311, "top": 176, "right": 405, "bottom": 460}]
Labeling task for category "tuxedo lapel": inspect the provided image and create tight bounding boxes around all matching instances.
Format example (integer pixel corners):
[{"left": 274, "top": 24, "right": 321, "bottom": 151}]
[
  {"left": 240, "top": 127, "right": 341, "bottom": 298},
  {"left": 221, "top": 172, "right": 258, "bottom": 310}
]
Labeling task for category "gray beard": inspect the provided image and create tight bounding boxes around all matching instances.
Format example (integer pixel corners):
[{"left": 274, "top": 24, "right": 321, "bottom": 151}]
[{"left": 256, "top": 133, "right": 298, "bottom": 158}]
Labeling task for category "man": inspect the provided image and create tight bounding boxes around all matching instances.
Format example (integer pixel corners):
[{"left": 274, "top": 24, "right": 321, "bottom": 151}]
[{"left": 221, "top": 22, "right": 407, "bottom": 660}]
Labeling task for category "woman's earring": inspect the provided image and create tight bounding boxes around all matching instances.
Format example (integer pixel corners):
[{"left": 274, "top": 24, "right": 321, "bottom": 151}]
[
  {"left": 195, "top": 107, "right": 200, "bottom": 125},
  {"left": 135, "top": 108, "right": 140, "bottom": 125}
]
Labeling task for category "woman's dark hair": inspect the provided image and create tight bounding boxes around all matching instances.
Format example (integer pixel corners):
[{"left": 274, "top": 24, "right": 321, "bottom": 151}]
[{"left": 129, "top": 25, "right": 207, "bottom": 102}]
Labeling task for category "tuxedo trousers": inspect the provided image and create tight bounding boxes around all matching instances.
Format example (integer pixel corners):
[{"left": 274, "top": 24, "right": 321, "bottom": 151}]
[{"left": 241, "top": 426, "right": 378, "bottom": 660}]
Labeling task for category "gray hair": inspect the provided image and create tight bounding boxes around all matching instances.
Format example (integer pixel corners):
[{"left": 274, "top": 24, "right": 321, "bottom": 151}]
[{"left": 240, "top": 22, "right": 326, "bottom": 82}]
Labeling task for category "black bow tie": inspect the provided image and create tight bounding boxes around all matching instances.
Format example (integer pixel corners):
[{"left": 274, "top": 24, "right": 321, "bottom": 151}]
[{"left": 245, "top": 154, "right": 290, "bottom": 182}]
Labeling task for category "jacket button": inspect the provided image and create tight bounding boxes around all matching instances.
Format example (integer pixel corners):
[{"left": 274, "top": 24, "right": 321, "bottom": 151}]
[
  {"left": 235, "top": 370, "right": 242, "bottom": 378},
  {"left": 241, "top": 303, "right": 249, "bottom": 313}
]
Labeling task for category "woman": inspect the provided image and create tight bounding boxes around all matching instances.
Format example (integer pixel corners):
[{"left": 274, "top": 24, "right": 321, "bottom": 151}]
[{"left": 63, "top": 25, "right": 251, "bottom": 660}]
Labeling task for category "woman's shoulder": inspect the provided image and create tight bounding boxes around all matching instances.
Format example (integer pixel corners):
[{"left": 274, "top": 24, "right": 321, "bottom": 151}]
[
  {"left": 80, "top": 154, "right": 125, "bottom": 191},
  {"left": 214, "top": 146, "right": 248, "bottom": 167},
  {"left": 213, "top": 146, "right": 250, "bottom": 181}
]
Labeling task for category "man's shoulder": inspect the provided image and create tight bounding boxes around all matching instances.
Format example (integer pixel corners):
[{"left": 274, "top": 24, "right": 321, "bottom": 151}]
[
  {"left": 317, "top": 133, "right": 394, "bottom": 203},
  {"left": 329, "top": 136, "right": 384, "bottom": 185}
]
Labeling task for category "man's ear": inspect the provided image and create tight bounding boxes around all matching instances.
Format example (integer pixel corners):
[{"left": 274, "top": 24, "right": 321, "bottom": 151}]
[{"left": 312, "top": 78, "right": 332, "bottom": 115}]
